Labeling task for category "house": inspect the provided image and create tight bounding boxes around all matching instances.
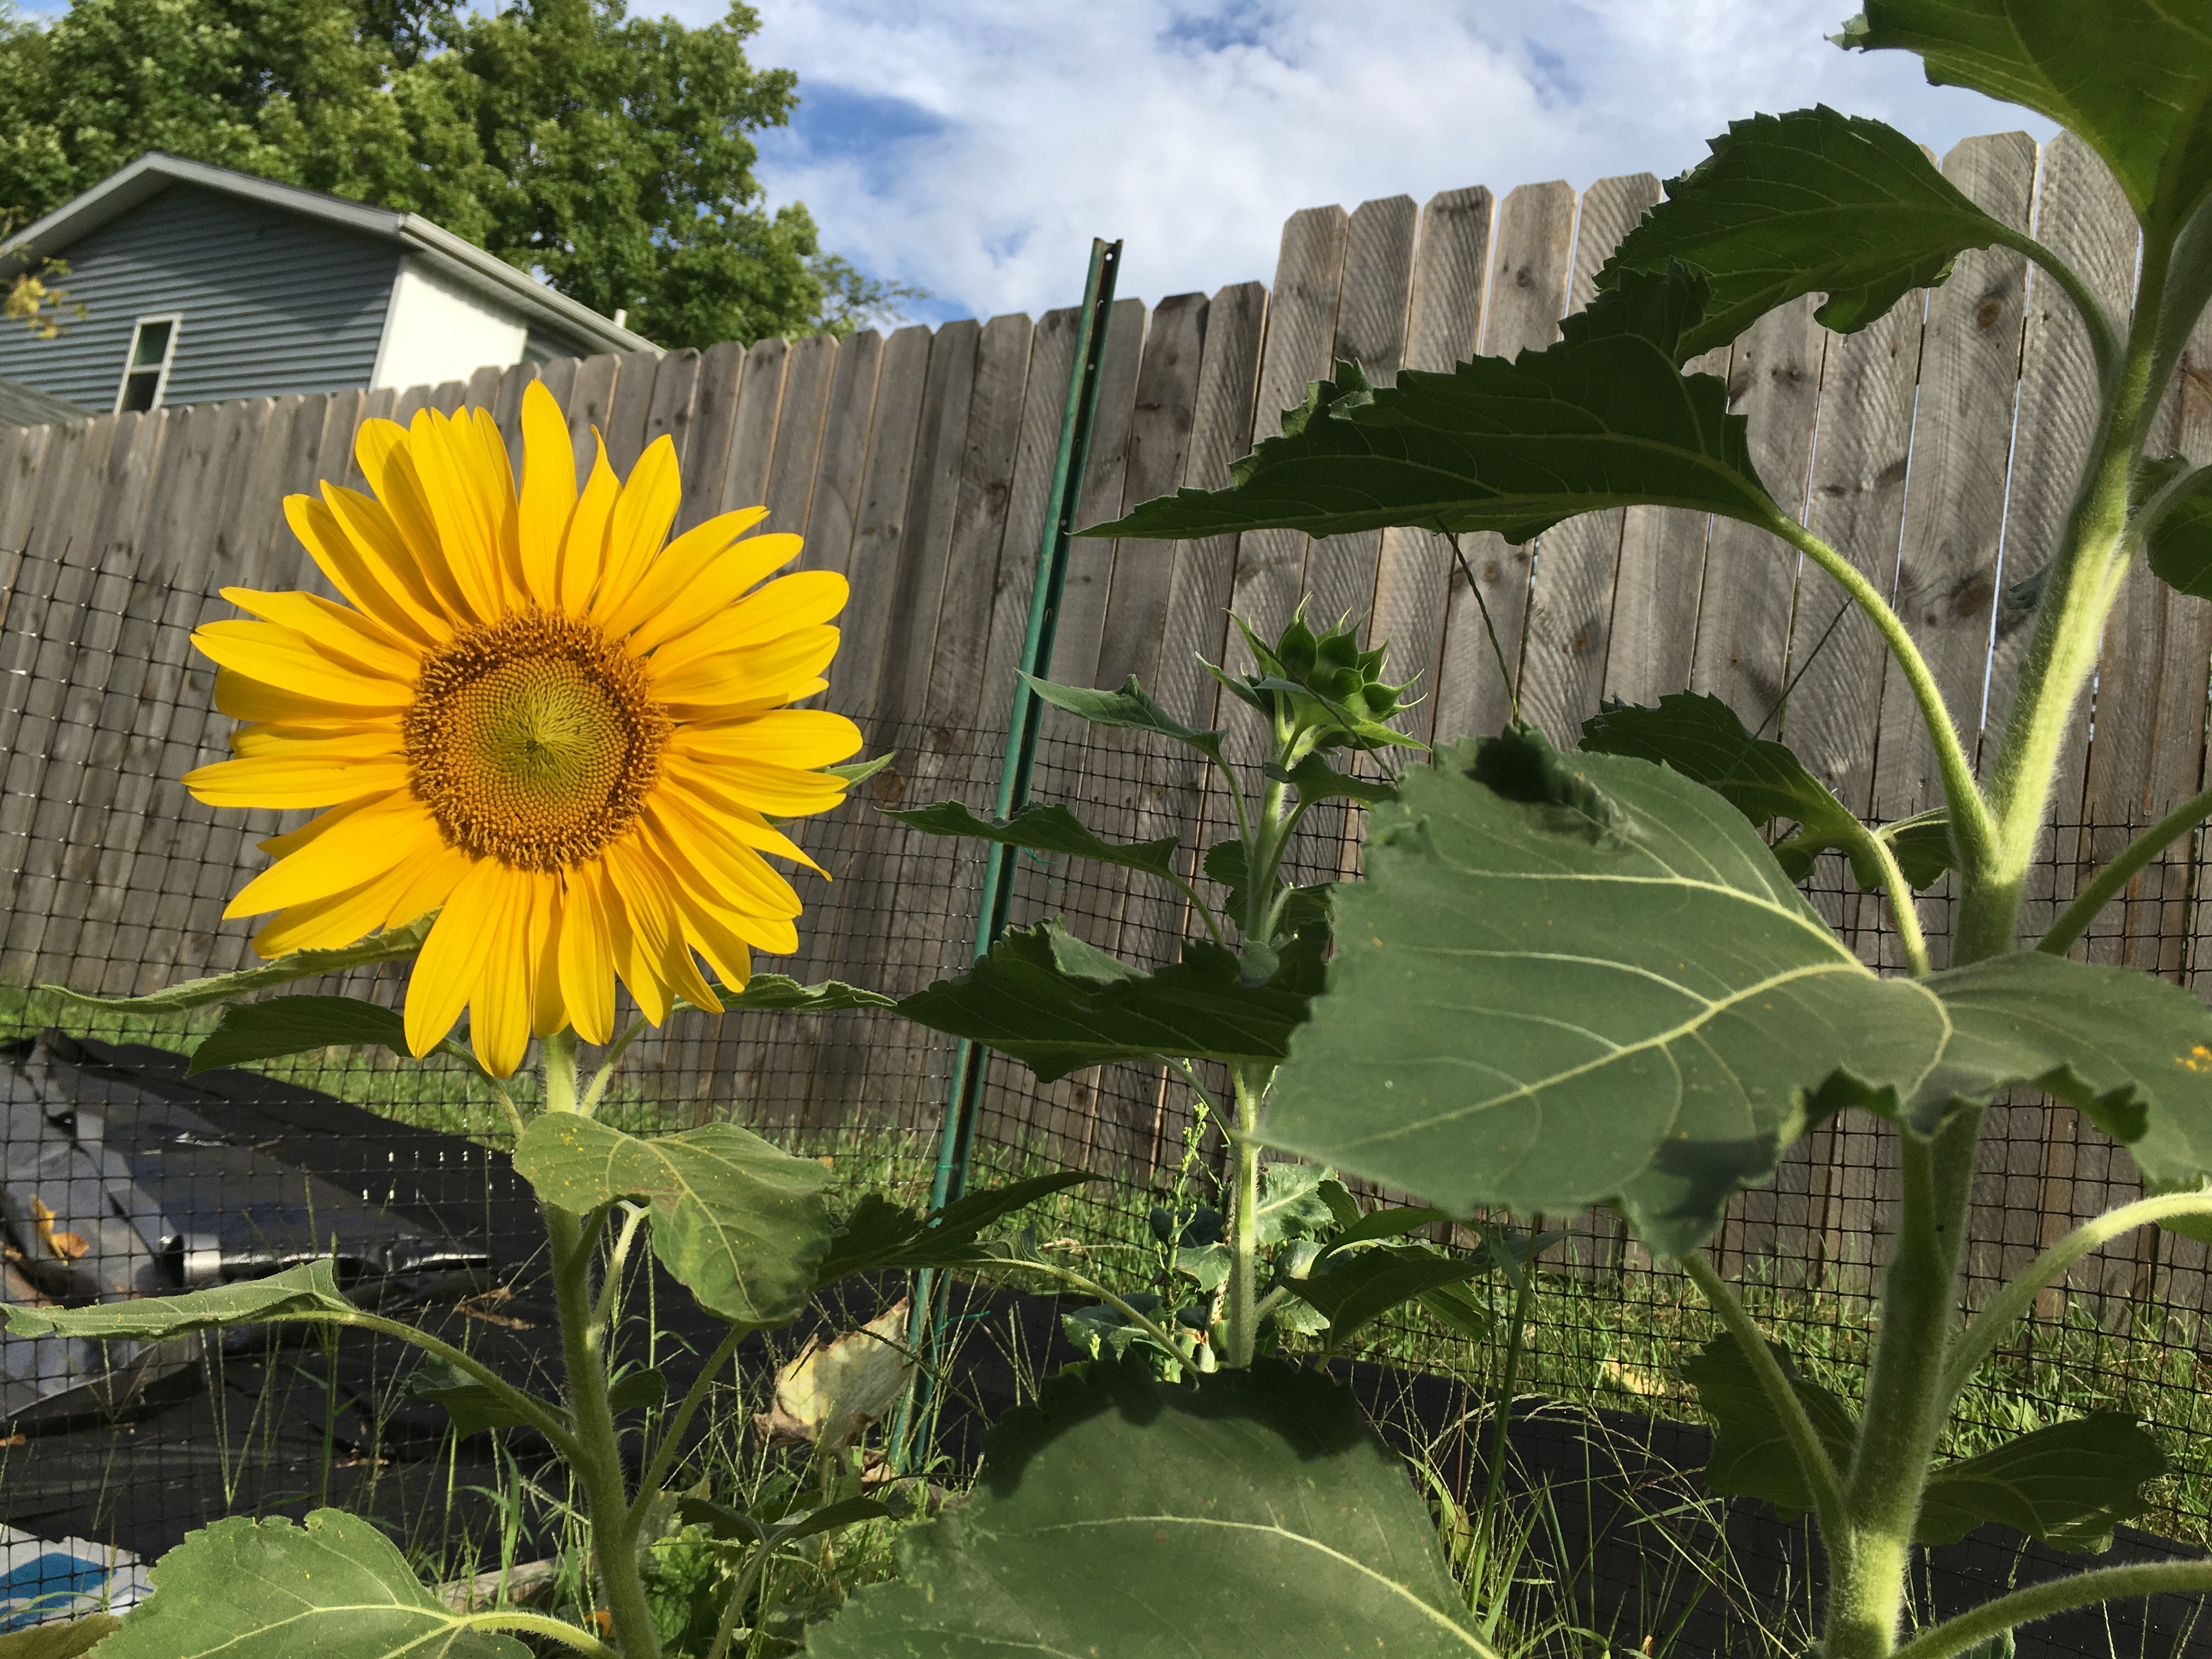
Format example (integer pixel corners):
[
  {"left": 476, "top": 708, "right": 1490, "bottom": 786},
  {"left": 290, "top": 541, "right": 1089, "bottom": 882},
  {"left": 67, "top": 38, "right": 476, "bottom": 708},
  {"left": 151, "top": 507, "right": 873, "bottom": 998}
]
[
  {"left": 0, "top": 374, "right": 86, "bottom": 428},
  {"left": 0, "top": 153, "right": 656, "bottom": 416}
]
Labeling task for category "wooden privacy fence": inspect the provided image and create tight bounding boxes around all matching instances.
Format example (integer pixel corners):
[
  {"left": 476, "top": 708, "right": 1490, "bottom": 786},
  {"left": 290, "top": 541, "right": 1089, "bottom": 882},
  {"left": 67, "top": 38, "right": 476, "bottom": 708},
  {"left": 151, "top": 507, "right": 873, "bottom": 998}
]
[{"left": 3, "top": 128, "right": 2212, "bottom": 1314}]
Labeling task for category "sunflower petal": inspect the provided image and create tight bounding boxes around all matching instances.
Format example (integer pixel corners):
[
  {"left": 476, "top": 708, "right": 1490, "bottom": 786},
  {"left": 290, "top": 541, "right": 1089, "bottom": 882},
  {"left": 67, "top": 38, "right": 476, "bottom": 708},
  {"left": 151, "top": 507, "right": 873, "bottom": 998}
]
[
  {"left": 673, "top": 708, "right": 864, "bottom": 769},
  {"left": 560, "top": 433, "right": 620, "bottom": 616},
  {"left": 645, "top": 796, "right": 803, "bottom": 916},
  {"left": 194, "top": 620, "right": 416, "bottom": 710},
  {"left": 253, "top": 877, "right": 405, "bottom": 957},
  {"left": 598, "top": 847, "right": 672, "bottom": 1026},
  {"left": 224, "top": 798, "right": 436, "bottom": 918},
  {"left": 650, "top": 625, "right": 840, "bottom": 714},
  {"left": 287, "top": 491, "right": 449, "bottom": 647},
  {"left": 358, "top": 420, "right": 483, "bottom": 627},
  {"left": 530, "top": 873, "right": 567, "bottom": 1039},
  {"left": 599, "top": 518, "right": 785, "bottom": 650},
  {"left": 556, "top": 865, "right": 616, "bottom": 1045},
  {"left": 219, "top": 586, "right": 420, "bottom": 680},
  {"left": 471, "top": 876, "right": 535, "bottom": 1077},
  {"left": 642, "top": 571, "right": 849, "bottom": 678},
  {"left": 186, "top": 754, "right": 411, "bottom": 808},
  {"left": 408, "top": 408, "right": 511, "bottom": 620},
  {"left": 592, "top": 436, "right": 682, "bottom": 620},
  {"left": 405, "top": 859, "right": 507, "bottom": 1057},
  {"left": 519, "top": 380, "right": 579, "bottom": 605}
]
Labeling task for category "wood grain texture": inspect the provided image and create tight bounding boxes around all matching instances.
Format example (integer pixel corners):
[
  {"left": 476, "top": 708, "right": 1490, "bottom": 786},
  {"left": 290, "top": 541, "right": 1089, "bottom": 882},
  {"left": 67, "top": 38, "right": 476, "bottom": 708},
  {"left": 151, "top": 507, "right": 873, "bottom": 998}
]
[
  {"left": 1430, "top": 180, "right": 1576, "bottom": 747},
  {"left": 722, "top": 337, "right": 790, "bottom": 513},
  {"left": 1224, "top": 206, "right": 1348, "bottom": 655},
  {"left": 1516, "top": 173, "right": 1662, "bottom": 748},
  {"left": 794, "top": 332, "right": 881, "bottom": 573},
  {"left": 1371, "top": 188, "right": 1494, "bottom": 744},
  {"left": 676, "top": 341, "right": 751, "bottom": 532},
  {"left": 1302, "top": 194, "right": 1418, "bottom": 633}
]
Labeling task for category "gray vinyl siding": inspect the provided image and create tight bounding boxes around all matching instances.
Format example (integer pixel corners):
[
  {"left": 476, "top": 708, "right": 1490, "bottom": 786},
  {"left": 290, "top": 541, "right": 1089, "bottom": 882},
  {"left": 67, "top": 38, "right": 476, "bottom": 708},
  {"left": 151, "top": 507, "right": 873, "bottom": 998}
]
[
  {"left": 0, "top": 183, "right": 399, "bottom": 409},
  {"left": 524, "top": 324, "right": 588, "bottom": 364}
]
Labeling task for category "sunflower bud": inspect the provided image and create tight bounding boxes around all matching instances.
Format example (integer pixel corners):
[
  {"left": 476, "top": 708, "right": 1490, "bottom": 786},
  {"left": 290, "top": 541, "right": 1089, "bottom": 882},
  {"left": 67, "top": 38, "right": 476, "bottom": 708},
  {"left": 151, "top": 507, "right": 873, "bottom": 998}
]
[{"left": 1206, "top": 606, "right": 1422, "bottom": 757}]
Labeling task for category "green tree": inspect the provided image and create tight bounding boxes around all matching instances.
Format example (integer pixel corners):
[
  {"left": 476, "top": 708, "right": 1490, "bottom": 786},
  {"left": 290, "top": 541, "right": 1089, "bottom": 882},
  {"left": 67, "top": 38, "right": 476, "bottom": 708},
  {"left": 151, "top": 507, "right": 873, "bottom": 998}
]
[{"left": 0, "top": 0, "right": 911, "bottom": 348}]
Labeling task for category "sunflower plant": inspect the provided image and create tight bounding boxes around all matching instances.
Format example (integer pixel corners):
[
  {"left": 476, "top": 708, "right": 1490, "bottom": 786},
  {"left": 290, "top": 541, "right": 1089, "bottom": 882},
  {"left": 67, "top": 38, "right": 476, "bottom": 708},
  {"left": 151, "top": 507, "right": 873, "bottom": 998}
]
[
  {"left": 5, "top": 385, "right": 1081, "bottom": 1659},
  {"left": 1038, "top": 8, "right": 2212, "bottom": 1658}
]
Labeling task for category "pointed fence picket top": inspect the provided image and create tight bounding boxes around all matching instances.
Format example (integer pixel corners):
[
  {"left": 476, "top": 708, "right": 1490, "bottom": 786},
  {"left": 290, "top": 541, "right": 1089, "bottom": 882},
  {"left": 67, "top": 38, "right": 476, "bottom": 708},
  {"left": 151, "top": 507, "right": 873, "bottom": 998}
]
[{"left": 2, "top": 134, "right": 2209, "bottom": 1315}]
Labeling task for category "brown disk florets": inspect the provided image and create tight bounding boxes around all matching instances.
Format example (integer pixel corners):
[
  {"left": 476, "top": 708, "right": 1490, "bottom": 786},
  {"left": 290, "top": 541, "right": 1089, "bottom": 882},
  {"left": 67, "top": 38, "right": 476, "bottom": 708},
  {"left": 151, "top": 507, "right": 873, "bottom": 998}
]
[{"left": 404, "top": 611, "right": 672, "bottom": 871}]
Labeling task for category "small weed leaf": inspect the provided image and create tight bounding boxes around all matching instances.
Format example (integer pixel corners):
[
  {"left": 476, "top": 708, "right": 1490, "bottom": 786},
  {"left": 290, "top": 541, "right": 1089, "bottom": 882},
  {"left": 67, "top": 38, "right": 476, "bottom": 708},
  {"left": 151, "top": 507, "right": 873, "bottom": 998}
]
[
  {"left": 805, "top": 1357, "right": 1497, "bottom": 1658},
  {"left": 511, "top": 1117, "right": 831, "bottom": 1325},
  {"left": 92, "top": 1508, "right": 527, "bottom": 1658}
]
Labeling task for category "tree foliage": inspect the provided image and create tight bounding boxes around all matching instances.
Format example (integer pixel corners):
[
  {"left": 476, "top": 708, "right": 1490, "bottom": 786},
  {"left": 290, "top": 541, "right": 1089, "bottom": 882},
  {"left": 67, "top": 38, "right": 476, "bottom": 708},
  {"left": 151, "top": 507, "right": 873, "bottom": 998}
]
[{"left": 0, "top": 0, "right": 913, "bottom": 348}]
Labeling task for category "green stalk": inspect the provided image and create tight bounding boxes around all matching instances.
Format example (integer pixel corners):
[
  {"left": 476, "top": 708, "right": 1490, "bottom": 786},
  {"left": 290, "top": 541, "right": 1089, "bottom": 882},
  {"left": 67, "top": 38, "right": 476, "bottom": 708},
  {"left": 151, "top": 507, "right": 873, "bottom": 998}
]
[
  {"left": 1223, "top": 1063, "right": 1267, "bottom": 1369},
  {"left": 1825, "top": 1110, "right": 1979, "bottom": 1659},
  {"left": 1468, "top": 1224, "right": 1538, "bottom": 1599},
  {"left": 465, "top": 1609, "right": 625, "bottom": 1657},
  {"left": 1941, "top": 1187, "right": 2212, "bottom": 1404},
  {"left": 1888, "top": 1562, "right": 2212, "bottom": 1659},
  {"left": 540, "top": 1032, "right": 661, "bottom": 1658},
  {"left": 2038, "top": 781, "right": 2212, "bottom": 956},
  {"left": 1680, "top": 1251, "right": 1848, "bottom": 1540},
  {"left": 1960, "top": 232, "right": 2174, "bottom": 965}
]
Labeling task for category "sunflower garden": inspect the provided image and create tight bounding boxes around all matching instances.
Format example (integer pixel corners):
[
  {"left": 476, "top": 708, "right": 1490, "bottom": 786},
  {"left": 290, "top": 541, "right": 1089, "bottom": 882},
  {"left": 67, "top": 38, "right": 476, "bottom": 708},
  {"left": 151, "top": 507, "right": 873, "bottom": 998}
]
[{"left": 20, "top": 5, "right": 2212, "bottom": 1658}]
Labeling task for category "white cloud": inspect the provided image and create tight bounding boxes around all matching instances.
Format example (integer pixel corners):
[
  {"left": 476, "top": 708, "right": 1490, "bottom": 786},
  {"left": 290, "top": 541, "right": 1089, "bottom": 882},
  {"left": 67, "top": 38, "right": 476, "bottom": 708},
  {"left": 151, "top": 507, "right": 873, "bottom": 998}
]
[{"left": 717, "top": 0, "right": 2058, "bottom": 323}]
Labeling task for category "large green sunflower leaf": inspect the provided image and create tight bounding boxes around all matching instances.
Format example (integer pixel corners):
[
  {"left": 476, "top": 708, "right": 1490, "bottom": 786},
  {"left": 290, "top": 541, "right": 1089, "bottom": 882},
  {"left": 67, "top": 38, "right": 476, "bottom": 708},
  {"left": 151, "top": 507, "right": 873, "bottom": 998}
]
[
  {"left": 881, "top": 800, "right": 1182, "bottom": 881},
  {"left": 1080, "top": 266, "right": 1781, "bottom": 547},
  {"left": 895, "top": 919, "right": 1310, "bottom": 1084},
  {"left": 187, "top": 994, "right": 409, "bottom": 1076},
  {"left": 1262, "top": 728, "right": 1954, "bottom": 1256},
  {"left": 37, "top": 915, "right": 435, "bottom": 1015},
  {"left": 1, "top": 1259, "right": 354, "bottom": 1341},
  {"left": 90, "top": 1509, "right": 527, "bottom": 1659},
  {"left": 1839, "top": 1, "right": 2212, "bottom": 230},
  {"left": 1265, "top": 729, "right": 2212, "bottom": 1255},
  {"left": 1598, "top": 105, "right": 2022, "bottom": 358},
  {"left": 511, "top": 1116, "right": 831, "bottom": 1325},
  {"left": 1916, "top": 1414, "right": 2166, "bottom": 1551},
  {"left": 1681, "top": 1335, "right": 2163, "bottom": 1548},
  {"left": 806, "top": 1358, "right": 1494, "bottom": 1659}
]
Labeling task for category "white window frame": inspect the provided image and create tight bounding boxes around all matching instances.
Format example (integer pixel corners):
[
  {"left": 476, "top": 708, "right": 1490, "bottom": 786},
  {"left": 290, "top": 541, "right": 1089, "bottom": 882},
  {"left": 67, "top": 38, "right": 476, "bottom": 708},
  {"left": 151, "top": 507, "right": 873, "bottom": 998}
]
[{"left": 114, "top": 313, "right": 183, "bottom": 414}]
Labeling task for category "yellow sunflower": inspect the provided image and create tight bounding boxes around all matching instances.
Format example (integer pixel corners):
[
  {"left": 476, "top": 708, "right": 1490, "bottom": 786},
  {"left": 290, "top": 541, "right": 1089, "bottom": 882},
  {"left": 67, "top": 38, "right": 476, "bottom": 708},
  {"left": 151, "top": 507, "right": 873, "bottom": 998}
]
[{"left": 184, "top": 381, "right": 860, "bottom": 1077}]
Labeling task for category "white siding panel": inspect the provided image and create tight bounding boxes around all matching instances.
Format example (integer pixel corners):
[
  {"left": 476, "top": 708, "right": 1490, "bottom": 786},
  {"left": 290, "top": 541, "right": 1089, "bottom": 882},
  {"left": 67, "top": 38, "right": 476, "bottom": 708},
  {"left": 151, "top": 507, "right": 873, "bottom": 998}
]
[{"left": 371, "top": 257, "right": 531, "bottom": 391}]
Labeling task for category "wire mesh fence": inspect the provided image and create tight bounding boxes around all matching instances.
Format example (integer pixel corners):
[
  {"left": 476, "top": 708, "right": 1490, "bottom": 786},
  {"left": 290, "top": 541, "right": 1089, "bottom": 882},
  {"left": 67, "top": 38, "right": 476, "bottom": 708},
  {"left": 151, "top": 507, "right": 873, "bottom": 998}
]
[{"left": 3, "top": 565, "right": 2212, "bottom": 1651}]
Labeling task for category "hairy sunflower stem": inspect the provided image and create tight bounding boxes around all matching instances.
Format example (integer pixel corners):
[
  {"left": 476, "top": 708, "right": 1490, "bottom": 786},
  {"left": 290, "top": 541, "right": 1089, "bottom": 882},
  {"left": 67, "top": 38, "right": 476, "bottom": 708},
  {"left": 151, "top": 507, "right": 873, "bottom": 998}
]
[
  {"left": 465, "top": 1610, "right": 625, "bottom": 1658},
  {"left": 1855, "top": 827, "right": 1933, "bottom": 979},
  {"left": 1942, "top": 1187, "right": 2212, "bottom": 1406},
  {"left": 548, "top": 1199, "right": 660, "bottom": 1658},
  {"left": 1965, "top": 228, "right": 2172, "bottom": 963},
  {"left": 1224, "top": 1063, "right": 1268, "bottom": 1369},
  {"left": 2039, "top": 782, "right": 2212, "bottom": 957},
  {"left": 1826, "top": 1110, "right": 1980, "bottom": 1659},
  {"left": 545, "top": 1028, "right": 582, "bottom": 1115},
  {"left": 1888, "top": 1562, "right": 2212, "bottom": 1659}
]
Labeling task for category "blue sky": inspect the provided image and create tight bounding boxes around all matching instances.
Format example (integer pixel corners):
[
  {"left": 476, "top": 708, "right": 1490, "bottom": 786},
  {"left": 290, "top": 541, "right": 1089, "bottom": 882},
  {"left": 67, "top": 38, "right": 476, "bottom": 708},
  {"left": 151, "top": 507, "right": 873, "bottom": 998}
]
[{"left": 725, "top": 0, "right": 2059, "bottom": 326}]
